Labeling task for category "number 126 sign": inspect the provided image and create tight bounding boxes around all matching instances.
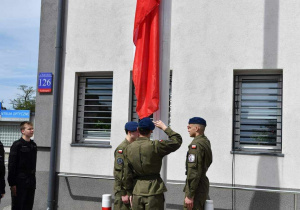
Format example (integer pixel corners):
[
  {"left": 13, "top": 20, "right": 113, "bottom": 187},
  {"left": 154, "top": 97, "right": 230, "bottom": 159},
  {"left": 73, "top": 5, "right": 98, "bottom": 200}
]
[{"left": 38, "top": 72, "right": 53, "bottom": 93}]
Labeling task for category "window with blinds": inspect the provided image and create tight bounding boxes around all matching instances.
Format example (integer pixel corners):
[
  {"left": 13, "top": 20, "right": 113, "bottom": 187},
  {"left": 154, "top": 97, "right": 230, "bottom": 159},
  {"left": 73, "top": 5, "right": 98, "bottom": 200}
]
[
  {"left": 233, "top": 74, "right": 282, "bottom": 152},
  {"left": 76, "top": 76, "right": 113, "bottom": 144}
]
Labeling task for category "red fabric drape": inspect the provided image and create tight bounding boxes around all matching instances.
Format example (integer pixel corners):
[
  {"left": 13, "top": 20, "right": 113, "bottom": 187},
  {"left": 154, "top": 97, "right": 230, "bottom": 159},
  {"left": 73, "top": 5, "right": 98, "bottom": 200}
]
[{"left": 132, "top": 0, "right": 160, "bottom": 119}]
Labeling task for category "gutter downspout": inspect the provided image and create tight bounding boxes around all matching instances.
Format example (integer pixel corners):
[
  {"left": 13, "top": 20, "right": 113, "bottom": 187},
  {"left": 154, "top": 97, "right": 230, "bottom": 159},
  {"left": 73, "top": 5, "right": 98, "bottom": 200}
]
[{"left": 47, "top": 0, "right": 65, "bottom": 209}]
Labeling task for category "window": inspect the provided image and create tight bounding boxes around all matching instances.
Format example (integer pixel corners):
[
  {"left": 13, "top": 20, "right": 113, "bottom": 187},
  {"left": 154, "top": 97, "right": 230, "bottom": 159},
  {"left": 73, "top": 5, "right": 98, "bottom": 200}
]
[
  {"left": 233, "top": 74, "right": 282, "bottom": 153},
  {"left": 130, "top": 71, "right": 172, "bottom": 124},
  {"left": 76, "top": 75, "right": 113, "bottom": 145},
  {"left": 0, "top": 123, "right": 20, "bottom": 146}
]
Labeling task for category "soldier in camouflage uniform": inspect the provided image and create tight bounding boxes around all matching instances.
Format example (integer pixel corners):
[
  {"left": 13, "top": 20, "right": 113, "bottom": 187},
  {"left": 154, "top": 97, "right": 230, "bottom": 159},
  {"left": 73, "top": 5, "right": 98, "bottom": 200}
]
[
  {"left": 114, "top": 122, "right": 139, "bottom": 210},
  {"left": 124, "top": 117, "right": 182, "bottom": 210},
  {"left": 184, "top": 117, "right": 213, "bottom": 210}
]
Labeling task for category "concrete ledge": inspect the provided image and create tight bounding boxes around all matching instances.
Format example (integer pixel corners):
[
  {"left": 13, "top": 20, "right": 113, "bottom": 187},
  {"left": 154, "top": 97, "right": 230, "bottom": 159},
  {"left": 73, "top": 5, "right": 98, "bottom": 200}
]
[
  {"left": 231, "top": 150, "right": 284, "bottom": 157},
  {"left": 70, "top": 143, "right": 112, "bottom": 148}
]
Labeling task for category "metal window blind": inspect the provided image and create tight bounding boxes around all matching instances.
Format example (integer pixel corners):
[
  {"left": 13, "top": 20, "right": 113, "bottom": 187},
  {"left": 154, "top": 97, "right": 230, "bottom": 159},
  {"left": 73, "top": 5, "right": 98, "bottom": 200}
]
[
  {"left": 76, "top": 76, "right": 113, "bottom": 144},
  {"left": 233, "top": 75, "right": 282, "bottom": 151}
]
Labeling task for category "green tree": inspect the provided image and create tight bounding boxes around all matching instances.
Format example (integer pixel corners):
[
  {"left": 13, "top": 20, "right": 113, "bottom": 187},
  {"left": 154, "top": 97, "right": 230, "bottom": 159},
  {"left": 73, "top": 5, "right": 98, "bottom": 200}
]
[{"left": 10, "top": 85, "right": 36, "bottom": 112}]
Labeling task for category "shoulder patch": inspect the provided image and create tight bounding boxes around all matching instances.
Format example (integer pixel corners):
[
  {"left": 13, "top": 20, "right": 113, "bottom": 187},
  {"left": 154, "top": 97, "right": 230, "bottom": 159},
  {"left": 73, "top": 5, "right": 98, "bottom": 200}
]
[
  {"left": 159, "top": 139, "right": 163, "bottom": 142},
  {"left": 188, "top": 154, "right": 196, "bottom": 163},
  {"left": 117, "top": 158, "right": 123, "bottom": 165},
  {"left": 118, "top": 150, "right": 123, "bottom": 154},
  {"left": 191, "top": 145, "right": 197, "bottom": 149}
]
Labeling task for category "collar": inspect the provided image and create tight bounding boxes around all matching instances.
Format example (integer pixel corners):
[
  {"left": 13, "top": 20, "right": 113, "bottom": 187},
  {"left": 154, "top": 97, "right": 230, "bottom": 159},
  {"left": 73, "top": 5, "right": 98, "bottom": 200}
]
[
  {"left": 20, "top": 137, "right": 32, "bottom": 143},
  {"left": 190, "top": 135, "right": 205, "bottom": 147},
  {"left": 123, "top": 138, "right": 130, "bottom": 144},
  {"left": 194, "top": 134, "right": 206, "bottom": 140},
  {"left": 137, "top": 137, "right": 149, "bottom": 141}
]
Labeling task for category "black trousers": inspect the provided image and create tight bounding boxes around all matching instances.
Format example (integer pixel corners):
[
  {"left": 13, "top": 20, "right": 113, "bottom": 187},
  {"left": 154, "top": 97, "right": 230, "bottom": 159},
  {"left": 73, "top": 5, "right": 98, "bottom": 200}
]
[{"left": 11, "top": 187, "right": 35, "bottom": 210}]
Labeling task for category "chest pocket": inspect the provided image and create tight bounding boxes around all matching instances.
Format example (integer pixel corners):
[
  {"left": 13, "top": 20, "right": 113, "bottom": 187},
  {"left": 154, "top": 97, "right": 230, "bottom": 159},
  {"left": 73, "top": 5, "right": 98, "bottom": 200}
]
[{"left": 20, "top": 147, "right": 30, "bottom": 153}]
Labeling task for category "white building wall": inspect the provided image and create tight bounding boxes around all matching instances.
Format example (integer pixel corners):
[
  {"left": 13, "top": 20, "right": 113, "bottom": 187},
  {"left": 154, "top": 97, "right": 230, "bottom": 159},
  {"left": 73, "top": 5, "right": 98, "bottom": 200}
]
[
  {"left": 169, "top": 0, "right": 300, "bottom": 189},
  {"left": 57, "top": 0, "right": 300, "bottom": 190},
  {"left": 58, "top": 0, "right": 136, "bottom": 175}
]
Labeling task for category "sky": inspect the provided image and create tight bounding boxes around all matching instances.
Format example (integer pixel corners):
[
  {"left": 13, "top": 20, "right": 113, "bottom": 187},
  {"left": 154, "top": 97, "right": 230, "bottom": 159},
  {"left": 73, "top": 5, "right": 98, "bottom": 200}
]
[{"left": 0, "top": 0, "right": 41, "bottom": 109}]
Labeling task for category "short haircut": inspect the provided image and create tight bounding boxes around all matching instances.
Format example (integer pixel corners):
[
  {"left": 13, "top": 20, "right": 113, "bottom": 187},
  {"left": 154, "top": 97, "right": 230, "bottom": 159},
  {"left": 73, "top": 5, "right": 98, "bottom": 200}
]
[
  {"left": 20, "top": 121, "right": 33, "bottom": 131},
  {"left": 138, "top": 128, "right": 151, "bottom": 136},
  {"left": 191, "top": 124, "right": 205, "bottom": 132},
  {"left": 125, "top": 129, "right": 129, "bottom": 134},
  {"left": 196, "top": 124, "right": 206, "bottom": 132}
]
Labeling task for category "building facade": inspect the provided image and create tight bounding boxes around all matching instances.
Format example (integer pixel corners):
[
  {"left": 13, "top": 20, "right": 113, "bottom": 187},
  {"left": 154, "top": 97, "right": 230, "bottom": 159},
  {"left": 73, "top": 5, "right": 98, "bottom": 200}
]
[{"left": 34, "top": 0, "right": 300, "bottom": 209}]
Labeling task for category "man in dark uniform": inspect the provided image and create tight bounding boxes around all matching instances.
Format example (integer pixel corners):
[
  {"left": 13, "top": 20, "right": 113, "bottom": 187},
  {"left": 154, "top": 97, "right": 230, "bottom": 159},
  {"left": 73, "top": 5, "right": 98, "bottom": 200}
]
[
  {"left": 124, "top": 117, "right": 182, "bottom": 210},
  {"left": 184, "top": 117, "right": 213, "bottom": 210},
  {"left": 114, "top": 121, "right": 139, "bottom": 210},
  {"left": 0, "top": 140, "right": 5, "bottom": 201},
  {"left": 8, "top": 121, "right": 37, "bottom": 210}
]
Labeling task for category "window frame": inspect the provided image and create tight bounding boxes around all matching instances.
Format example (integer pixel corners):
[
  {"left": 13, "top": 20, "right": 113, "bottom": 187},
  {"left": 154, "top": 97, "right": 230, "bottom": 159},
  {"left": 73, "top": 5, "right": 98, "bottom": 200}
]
[
  {"left": 74, "top": 73, "right": 113, "bottom": 145},
  {"left": 233, "top": 73, "right": 283, "bottom": 153}
]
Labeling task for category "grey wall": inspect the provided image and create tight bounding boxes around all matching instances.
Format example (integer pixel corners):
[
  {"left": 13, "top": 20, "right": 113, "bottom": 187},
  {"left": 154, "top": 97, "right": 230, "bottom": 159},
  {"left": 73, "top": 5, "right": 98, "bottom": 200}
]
[
  {"left": 35, "top": 0, "right": 58, "bottom": 147},
  {"left": 54, "top": 177, "right": 299, "bottom": 210},
  {"left": 33, "top": 0, "right": 60, "bottom": 208},
  {"left": 56, "top": 177, "right": 114, "bottom": 209}
]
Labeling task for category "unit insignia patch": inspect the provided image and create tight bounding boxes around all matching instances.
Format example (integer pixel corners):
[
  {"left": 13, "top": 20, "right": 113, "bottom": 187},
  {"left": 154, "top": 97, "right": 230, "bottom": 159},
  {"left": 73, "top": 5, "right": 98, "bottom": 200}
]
[
  {"left": 188, "top": 154, "right": 195, "bottom": 163},
  {"left": 117, "top": 158, "right": 123, "bottom": 165}
]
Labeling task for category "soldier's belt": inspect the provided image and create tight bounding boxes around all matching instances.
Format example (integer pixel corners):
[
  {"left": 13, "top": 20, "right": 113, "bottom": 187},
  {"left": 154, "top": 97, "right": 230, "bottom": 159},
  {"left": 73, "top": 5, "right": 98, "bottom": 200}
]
[{"left": 136, "top": 174, "right": 160, "bottom": 180}]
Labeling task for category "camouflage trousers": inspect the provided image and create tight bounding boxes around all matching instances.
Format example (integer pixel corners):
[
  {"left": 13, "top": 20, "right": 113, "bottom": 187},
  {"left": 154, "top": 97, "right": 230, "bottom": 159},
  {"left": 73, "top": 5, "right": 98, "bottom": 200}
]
[
  {"left": 183, "top": 192, "right": 208, "bottom": 210},
  {"left": 132, "top": 193, "right": 164, "bottom": 210},
  {"left": 114, "top": 196, "right": 131, "bottom": 210}
]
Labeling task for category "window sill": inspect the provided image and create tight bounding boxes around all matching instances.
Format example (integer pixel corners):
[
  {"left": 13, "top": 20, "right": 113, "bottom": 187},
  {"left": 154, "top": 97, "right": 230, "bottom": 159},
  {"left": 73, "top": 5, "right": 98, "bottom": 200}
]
[
  {"left": 231, "top": 150, "right": 284, "bottom": 157},
  {"left": 70, "top": 143, "right": 112, "bottom": 148}
]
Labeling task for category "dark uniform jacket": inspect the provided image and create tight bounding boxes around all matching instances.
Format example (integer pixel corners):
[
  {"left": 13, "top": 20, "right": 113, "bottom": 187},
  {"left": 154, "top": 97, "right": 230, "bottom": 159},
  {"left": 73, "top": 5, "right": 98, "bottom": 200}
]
[
  {"left": 124, "top": 127, "right": 182, "bottom": 196},
  {"left": 0, "top": 141, "right": 5, "bottom": 194},
  {"left": 114, "top": 139, "right": 130, "bottom": 196},
  {"left": 184, "top": 135, "right": 212, "bottom": 202},
  {"left": 8, "top": 138, "right": 37, "bottom": 189}
]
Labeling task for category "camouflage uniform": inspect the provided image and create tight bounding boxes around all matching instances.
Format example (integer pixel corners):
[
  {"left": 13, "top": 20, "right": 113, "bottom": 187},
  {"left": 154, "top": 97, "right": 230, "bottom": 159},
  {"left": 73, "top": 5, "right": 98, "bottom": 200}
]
[
  {"left": 183, "top": 135, "right": 212, "bottom": 210},
  {"left": 124, "top": 127, "right": 182, "bottom": 210},
  {"left": 114, "top": 139, "right": 131, "bottom": 210}
]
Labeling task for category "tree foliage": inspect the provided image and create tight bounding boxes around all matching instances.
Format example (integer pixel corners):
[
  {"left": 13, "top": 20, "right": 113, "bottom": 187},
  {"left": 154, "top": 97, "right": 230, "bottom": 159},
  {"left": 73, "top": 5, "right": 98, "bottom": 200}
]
[{"left": 10, "top": 85, "right": 36, "bottom": 112}]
